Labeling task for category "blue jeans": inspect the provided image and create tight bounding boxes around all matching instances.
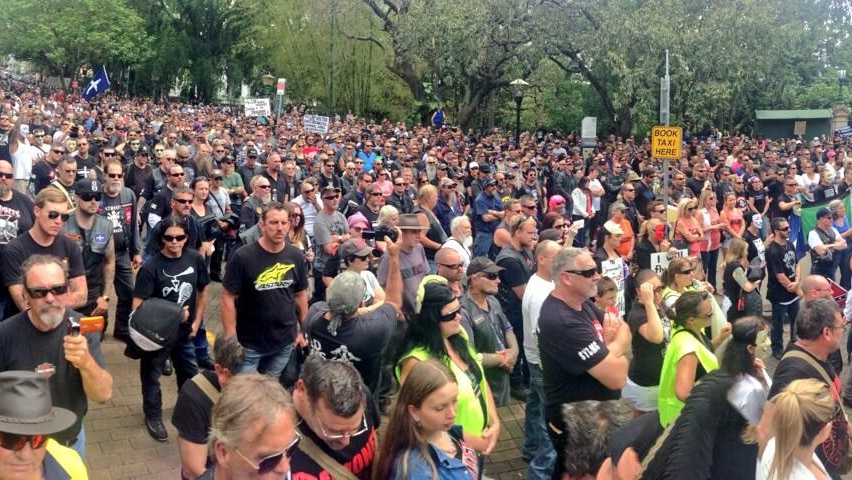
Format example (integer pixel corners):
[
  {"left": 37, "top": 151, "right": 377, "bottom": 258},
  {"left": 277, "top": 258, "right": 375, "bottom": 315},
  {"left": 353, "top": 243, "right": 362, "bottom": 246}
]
[
  {"left": 192, "top": 320, "right": 211, "bottom": 363},
  {"left": 69, "top": 426, "right": 86, "bottom": 461},
  {"left": 140, "top": 335, "right": 198, "bottom": 419},
  {"left": 771, "top": 299, "right": 800, "bottom": 355},
  {"left": 524, "top": 363, "right": 555, "bottom": 480},
  {"left": 701, "top": 248, "right": 719, "bottom": 291},
  {"left": 238, "top": 344, "right": 293, "bottom": 378},
  {"left": 473, "top": 232, "right": 493, "bottom": 258}
]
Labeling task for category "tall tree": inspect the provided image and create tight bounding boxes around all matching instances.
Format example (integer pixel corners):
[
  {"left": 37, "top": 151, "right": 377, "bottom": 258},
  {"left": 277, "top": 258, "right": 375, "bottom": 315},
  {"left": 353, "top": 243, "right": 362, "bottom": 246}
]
[{"left": 0, "top": 0, "right": 149, "bottom": 89}]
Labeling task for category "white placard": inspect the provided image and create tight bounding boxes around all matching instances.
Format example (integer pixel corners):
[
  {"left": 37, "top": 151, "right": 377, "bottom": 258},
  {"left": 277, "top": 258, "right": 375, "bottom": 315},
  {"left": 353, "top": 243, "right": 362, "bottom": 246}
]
[
  {"left": 572, "top": 219, "right": 585, "bottom": 230},
  {"left": 600, "top": 259, "right": 626, "bottom": 317},
  {"left": 650, "top": 249, "right": 689, "bottom": 276},
  {"left": 303, "top": 114, "right": 330, "bottom": 134},
  {"left": 243, "top": 98, "right": 271, "bottom": 117}
]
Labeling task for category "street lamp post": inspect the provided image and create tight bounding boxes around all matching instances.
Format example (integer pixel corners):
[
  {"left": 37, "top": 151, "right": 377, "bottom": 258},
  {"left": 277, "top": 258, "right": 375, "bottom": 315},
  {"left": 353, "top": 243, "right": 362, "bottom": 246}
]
[
  {"left": 510, "top": 79, "right": 529, "bottom": 148},
  {"left": 839, "top": 69, "right": 847, "bottom": 101}
]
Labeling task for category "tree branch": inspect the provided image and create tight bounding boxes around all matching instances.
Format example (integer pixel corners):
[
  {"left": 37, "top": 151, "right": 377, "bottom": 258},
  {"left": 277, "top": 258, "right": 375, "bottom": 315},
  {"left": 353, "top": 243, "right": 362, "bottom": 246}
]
[
  {"left": 550, "top": 48, "right": 616, "bottom": 120},
  {"left": 341, "top": 33, "right": 386, "bottom": 52}
]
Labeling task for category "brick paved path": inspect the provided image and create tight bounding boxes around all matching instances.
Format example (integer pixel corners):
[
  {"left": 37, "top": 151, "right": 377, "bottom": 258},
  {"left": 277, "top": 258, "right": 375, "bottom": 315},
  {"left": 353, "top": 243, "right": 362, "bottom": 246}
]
[{"left": 85, "top": 281, "right": 527, "bottom": 479}]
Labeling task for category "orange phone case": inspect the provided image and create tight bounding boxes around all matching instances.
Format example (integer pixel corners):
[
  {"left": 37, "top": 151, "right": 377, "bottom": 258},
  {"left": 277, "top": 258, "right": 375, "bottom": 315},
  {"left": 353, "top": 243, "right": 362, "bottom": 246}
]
[{"left": 78, "top": 316, "right": 105, "bottom": 334}]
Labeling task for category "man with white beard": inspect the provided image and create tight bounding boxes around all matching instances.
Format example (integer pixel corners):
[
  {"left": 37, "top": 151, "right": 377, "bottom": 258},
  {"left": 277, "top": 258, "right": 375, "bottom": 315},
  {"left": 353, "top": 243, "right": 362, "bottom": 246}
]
[
  {"left": 0, "top": 254, "right": 113, "bottom": 459},
  {"left": 441, "top": 215, "right": 473, "bottom": 269},
  {"left": 99, "top": 160, "right": 141, "bottom": 342},
  {"left": 239, "top": 175, "right": 273, "bottom": 232}
]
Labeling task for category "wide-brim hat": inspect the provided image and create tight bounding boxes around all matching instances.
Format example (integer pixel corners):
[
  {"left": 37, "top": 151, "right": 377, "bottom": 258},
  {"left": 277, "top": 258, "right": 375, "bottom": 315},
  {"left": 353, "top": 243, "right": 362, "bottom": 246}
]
[
  {"left": 0, "top": 371, "right": 77, "bottom": 435},
  {"left": 398, "top": 214, "right": 429, "bottom": 230}
]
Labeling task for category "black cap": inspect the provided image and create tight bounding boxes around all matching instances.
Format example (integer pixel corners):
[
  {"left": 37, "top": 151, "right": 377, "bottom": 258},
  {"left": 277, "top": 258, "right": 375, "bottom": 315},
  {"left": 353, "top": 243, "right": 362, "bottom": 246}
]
[
  {"left": 817, "top": 207, "right": 832, "bottom": 220},
  {"left": 136, "top": 144, "right": 150, "bottom": 155},
  {"left": 466, "top": 257, "right": 505, "bottom": 277},
  {"left": 246, "top": 148, "right": 258, "bottom": 157},
  {"left": 75, "top": 178, "right": 102, "bottom": 194}
]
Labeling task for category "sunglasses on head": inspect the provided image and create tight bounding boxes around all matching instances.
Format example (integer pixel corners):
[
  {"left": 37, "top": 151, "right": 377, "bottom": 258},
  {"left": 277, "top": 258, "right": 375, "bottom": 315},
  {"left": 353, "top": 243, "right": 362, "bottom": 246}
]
[
  {"left": 439, "top": 307, "right": 461, "bottom": 322},
  {"left": 26, "top": 284, "right": 68, "bottom": 299},
  {"left": 163, "top": 234, "right": 188, "bottom": 242},
  {"left": 235, "top": 431, "right": 301, "bottom": 475},
  {"left": 47, "top": 211, "right": 70, "bottom": 222},
  {"left": 0, "top": 432, "right": 48, "bottom": 451},
  {"left": 564, "top": 267, "right": 598, "bottom": 278}
]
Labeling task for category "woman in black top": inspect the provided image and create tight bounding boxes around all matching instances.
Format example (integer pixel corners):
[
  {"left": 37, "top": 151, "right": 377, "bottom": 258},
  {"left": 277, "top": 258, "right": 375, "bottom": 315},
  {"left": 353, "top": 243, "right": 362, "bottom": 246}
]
[
  {"left": 413, "top": 184, "right": 448, "bottom": 273},
  {"left": 132, "top": 216, "right": 210, "bottom": 442},
  {"left": 722, "top": 238, "right": 761, "bottom": 322}
]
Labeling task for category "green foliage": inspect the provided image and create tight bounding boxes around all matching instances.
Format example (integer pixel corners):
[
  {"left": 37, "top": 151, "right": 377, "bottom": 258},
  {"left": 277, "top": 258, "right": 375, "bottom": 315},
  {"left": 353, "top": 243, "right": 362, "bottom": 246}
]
[{"left": 0, "top": 0, "right": 149, "bottom": 85}]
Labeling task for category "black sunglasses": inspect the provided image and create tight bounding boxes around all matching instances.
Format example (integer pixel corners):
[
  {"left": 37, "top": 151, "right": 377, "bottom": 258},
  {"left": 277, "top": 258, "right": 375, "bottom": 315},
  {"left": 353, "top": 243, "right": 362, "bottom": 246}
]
[
  {"left": 564, "top": 267, "right": 598, "bottom": 278},
  {"left": 26, "top": 284, "right": 69, "bottom": 299},
  {"left": 0, "top": 432, "right": 48, "bottom": 451},
  {"left": 163, "top": 234, "right": 188, "bottom": 242},
  {"left": 235, "top": 431, "right": 301, "bottom": 474},
  {"left": 78, "top": 193, "right": 101, "bottom": 202},
  {"left": 173, "top": 198, "right": 192, "bottom": 205},
  {"left": 0, "top": 172, "right": 13, "bottom": 179},
  {"left": 479, "top": 272, "right": 500, "bottom": 280},
  {"left": 440, "top": 307, "right": 461, "bottom": 322},
  {"left": 47, "top": 211, "right": 70, "bottom": 222}
]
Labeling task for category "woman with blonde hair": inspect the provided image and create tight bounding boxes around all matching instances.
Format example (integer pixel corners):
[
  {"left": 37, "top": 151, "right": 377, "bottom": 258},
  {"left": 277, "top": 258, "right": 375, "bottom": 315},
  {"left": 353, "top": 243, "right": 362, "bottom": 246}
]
[
  {"left": 673, "top": 197, "right": 704, "bottom": 258},
  {"left": 414, "top": 184, "right": 448, "bottom": 274},
  {"left": 723, "top": 238, "right": 761, "bottom": 322},
  {"left": 757, "top": 379, "right": 833, "bottom": 480},
  {"left": 374, "top": 360, "right": 478, "bottom": 479}
]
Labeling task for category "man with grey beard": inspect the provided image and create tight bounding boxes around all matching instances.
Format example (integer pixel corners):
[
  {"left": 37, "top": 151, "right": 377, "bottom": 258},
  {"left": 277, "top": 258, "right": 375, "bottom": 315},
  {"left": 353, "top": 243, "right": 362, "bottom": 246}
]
[
  {"left": 239, "top": 175, "right": 273, "bottom": 233},
  {"left": 99, "top": 160, "right": 141, "bottom": 342},
  {"left": 0, "top": 254, "right": 113, "bottom": 459}
]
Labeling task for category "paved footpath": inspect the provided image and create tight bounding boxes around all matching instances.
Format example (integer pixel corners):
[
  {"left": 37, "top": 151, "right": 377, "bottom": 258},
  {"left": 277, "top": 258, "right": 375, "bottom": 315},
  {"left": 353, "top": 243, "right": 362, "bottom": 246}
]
[{"left": 85, "top": 281, "right": 527, "bottom": 479}]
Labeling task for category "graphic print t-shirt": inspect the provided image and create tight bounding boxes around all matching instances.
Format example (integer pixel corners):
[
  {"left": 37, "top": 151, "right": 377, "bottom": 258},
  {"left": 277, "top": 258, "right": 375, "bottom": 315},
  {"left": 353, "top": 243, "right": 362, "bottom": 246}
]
[
  {"left": 134, "top": 250, "right": 210, "bottom": 323},
  {"left": 222, "top": 241, "right": 308, "bottom": 352}
]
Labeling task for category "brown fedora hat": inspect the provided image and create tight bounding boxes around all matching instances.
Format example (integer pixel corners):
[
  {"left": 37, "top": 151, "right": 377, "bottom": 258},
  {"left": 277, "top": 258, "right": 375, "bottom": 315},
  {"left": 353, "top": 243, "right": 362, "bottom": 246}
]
[{"left": 398, "top": 214, "right": 429, "bottom": 230}]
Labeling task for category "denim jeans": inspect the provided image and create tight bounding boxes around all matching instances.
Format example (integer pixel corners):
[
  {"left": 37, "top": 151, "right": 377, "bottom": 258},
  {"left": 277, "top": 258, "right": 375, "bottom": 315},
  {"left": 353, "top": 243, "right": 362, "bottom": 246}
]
[
  {"left": 192, "top": 320, "right": 212, "bottom": 363},
  {"left": 140, "top": 335, "right": 198, "bottom": 419},
  {"left": 113, "top": 251, "right": 135, "bottom": 337},
  {"left": 701, "top": 248, "right": 719, "bottom": 291},
  {"left": 473, "top": 232, "right": 493, "bottom": 258},
  {"left": 238, "top": 343, "right": 293, "bottom": 378},
  {"left": 771, "top": 299, "right": 800, "bottom": 355},
  {"left": 69, "top": 426, "right": 86, "bottom": 461},
  {"left": 524, "top": 363, "right": 555, "bottom": 480}
]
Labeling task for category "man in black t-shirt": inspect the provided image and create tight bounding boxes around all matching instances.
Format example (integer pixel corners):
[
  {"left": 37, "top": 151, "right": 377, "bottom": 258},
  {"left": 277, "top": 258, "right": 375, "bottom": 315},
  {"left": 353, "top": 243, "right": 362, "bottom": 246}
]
[
  {"left": 495, "top": 215, "right": 536, "bottom": 400},
  {"left": 222, "top": 202, "right": 309, "bottom": 378},
  {"left": 0, "top": 160, "right": 33, "bottom": 316},
  {"left": 290, "top": 354, "right": 378, "bottom": 480},
  {"left": 2, "top": 188, "right": 87, "bottom": 316},
  {"left": 539, "top": 247, "right": 631, "bottom": 480},
  {"left": 773, "top": 175, "right": 802, "bottom": 222},
  {"left": 0, "top": 254, "right": 113, "bottom": 459},
  {"left": 172, "top": 336, "right": 243, "bottom": 480},
  {"left": 766, "top": 217, "right": 801, "bottom": 359},
  {"left": 760, "top": 299, "right": 848, "bottom": 478}
]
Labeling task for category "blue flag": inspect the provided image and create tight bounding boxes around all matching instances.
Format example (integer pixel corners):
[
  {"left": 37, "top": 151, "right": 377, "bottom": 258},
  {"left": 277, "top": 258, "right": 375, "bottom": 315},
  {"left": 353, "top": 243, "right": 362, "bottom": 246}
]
[{"left": 82, "top": 66, "right": 110, "bottom": 102}]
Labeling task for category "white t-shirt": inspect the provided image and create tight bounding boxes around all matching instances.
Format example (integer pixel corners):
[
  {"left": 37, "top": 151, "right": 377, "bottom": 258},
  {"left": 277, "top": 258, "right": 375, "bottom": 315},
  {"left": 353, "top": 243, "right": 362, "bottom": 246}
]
[
  {"left": 360, "top": 270, "right": 381, "bottom": 306},
  {"left": 808, "top": 227, "right": 841, "bottom": 250},
  {"left": 756, "top": 437, "right": 827, "bottom": 480},
  {"left": 522, "top": 273, "right": 554, "bottom": 365}
]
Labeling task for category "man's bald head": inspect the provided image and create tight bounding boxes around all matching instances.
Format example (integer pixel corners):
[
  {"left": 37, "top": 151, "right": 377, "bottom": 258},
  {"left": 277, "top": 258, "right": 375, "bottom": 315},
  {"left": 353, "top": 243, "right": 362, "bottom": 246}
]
[
  {"left": 802, "top": 274, "right": 831, "bottom": 303},
  {"left": 435, "top": 247, "right": 461, "bottom": 266}
]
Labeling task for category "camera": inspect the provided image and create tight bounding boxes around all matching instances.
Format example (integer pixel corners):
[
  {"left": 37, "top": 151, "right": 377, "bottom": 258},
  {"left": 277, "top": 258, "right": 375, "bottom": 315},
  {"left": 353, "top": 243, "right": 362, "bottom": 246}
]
[{"left": 374, "top": 224, "right": 398, "bottom": 243}]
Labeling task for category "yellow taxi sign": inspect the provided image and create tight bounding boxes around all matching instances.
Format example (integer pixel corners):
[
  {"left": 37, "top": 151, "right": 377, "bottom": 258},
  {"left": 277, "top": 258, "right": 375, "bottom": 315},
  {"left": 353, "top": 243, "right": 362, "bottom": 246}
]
[{"left": 651, "top": 126, "right": 682, "bottom": 159}]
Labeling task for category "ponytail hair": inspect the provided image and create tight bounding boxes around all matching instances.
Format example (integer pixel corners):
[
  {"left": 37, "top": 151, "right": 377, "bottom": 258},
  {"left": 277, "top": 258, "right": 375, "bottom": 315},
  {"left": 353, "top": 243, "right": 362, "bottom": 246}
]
[{"left": 767, "top": 379, "right": 834, "bottom": 480}]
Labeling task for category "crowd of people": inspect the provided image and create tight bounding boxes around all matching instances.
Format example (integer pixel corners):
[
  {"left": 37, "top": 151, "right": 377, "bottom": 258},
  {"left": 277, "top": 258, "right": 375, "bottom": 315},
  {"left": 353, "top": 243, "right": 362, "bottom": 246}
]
[{"left": 2, "top": 71, "right": 852, "bottom": 479}]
